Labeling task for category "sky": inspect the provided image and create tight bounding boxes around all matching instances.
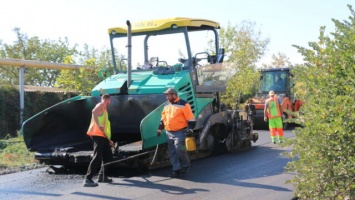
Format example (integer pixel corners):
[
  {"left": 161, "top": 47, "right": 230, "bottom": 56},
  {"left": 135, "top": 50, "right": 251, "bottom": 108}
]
[{"left": 0, "top": 0, "right": 352, "bottom": 66}]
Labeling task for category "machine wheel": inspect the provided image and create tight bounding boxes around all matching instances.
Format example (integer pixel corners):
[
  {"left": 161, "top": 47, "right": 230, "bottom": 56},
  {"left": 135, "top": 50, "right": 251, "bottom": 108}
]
[
  {"left": 203, "top": 133, "right": 215, "bottom": 156},
  {"left": 282, "top": 113, "right": 288, "bottom": 130},
  {"left": 242, "top": 140, "right": 252, "bottom": 149}
]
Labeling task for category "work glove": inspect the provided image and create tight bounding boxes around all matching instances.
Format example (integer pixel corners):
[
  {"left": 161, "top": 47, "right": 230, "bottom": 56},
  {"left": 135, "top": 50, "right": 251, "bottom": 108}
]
[
  {"left": 109, "top": 140, "right": 115, "bottom": 148},
  {"left": 185, "top": 129, "right": 194, "bottom": 136},
  {"left": 157, "top": 129, "right": 162, "bottom": 137}
]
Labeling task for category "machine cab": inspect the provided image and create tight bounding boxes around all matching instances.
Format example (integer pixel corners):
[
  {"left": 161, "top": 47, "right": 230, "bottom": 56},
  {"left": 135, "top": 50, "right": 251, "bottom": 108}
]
[{"left": 259, "top": 68, "right": 292, "bottom": 99}]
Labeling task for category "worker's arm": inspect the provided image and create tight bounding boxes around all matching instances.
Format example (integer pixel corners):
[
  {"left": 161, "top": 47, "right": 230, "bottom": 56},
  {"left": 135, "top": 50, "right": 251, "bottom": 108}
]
[
  {"left": 157, "top": 120, "right": 164, "bottom": 136},
  {"left": 92, "top": 102, "right": 113, "bottom": 146},
  {"left": 92, "top": 102, "right": 104, "bottom": 131},
  {"left": 263, "top": 102, "right": 268, "bottom": 122},
  {"left": 157, "top": 108, "right": 165, "bottom": 136},
  {"left": 183, "top": 103, "right": 196, "bottom": 135},
  {"left": 183, "top": 103, "right": 195, "bottom": 125},
  {"left": 278, "top": 98, "right": 283, "bottom": 114}
]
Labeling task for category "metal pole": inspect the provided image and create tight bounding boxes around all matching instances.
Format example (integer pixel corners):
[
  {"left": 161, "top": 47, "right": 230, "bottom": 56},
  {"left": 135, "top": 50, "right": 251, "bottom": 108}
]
[
  {"left": 19, "top": 67, "right": 25, "bottom": 126},
  {"left": 0, "top": 58, "right": 96, "bottom": 70},
  {"left": 126, "top": 20, "right": 132, "bottom": 88}
]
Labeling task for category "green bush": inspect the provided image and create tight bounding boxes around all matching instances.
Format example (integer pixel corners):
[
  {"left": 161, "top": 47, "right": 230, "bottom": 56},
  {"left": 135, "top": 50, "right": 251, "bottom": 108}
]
[
  {"left": 0, "top": 85, "right": 20, "bottom": 137},
  {"left": 284, "top": 5, "right": 355, "bottom": 199},
  {"left": 0, "top": 85, "right": 77, "bottom": 138}
]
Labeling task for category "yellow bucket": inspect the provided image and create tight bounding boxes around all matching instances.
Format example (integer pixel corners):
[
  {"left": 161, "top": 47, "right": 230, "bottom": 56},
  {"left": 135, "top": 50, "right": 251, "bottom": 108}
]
[{"left": 185, "top": 137, "right": 196, "bottom": 151}]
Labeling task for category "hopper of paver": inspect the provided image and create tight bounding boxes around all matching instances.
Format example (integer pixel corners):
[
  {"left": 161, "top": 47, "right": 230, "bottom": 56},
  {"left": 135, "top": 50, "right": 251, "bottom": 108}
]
[{"left": 22, "top": 93, "right": 166, "bottom": 153}]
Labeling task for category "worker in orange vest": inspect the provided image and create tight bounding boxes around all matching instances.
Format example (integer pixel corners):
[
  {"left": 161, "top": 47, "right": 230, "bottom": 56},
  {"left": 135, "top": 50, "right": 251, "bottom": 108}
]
[
  {"left": 264, "top": 90, "right": 284, "bottom": 144},
  {"left": 157, "top": 88, "right": 196, "bottom": 178},
  {"left": 84, "top": 94, "right": 114, "bottom": 187}
]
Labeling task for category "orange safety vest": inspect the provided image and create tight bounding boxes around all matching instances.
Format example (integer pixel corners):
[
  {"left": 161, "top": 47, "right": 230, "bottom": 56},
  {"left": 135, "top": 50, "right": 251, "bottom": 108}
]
[
  {"left": 87, "top": 109, "right": 111, "bottom": 139},
  {"left": 266, "top": 97, "right": 282, "bottom": 119},
  {"left": 161, "top": 97, "right": 195, "bottom": 131}
]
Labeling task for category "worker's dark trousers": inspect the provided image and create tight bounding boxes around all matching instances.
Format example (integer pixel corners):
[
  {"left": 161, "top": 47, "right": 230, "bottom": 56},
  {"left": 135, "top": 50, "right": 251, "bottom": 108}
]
[
  {"left": 166, "top": 130, "right": 190, "bottom": 171},
  {"left": 85, "top": 136, "right": 113, "bottom": 179}
]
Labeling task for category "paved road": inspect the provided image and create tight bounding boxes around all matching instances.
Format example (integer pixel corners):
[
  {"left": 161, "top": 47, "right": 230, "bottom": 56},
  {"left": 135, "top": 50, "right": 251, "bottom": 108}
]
[{"left": 0, "top": 130, "right": 296, "bottom": 200}]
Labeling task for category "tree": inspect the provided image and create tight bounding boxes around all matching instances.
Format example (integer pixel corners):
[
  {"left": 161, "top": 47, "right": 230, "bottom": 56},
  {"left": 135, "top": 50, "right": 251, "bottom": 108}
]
[
  {"left": 262, "top": 52, "right": 292, "bottom": 68},
  {"left": 218, "top": 21, "right": 269, "bottom": 107},
  {"left": 0, "top": 28, "right": 117, "bottom": 95},
  {"left": 284, "top": 4, "right": 355, "bottom": 199},
  {"left": 55, "top": 45, "right": 115, "bottom": 95},
  {"left": 0, "top": 28, "right": 78, "bottom": 87}
]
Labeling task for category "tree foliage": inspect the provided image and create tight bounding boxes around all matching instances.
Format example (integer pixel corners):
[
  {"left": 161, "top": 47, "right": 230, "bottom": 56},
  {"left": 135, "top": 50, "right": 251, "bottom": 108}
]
[
  {"left": 262, "top": 52, "right": 292, "bottom": 68},
  {"left": 285, "top": 5, "right": 355, "bottom": 199},
  {"left": 0, "top": 28, "right": 116, "bottom": 95},
  {"left": 0, "top": 28, "right": 78, "bottom": 87},
  {"left": 219, "top": 21, "right": 269, "bottom": 107},
  {"left": 55, "top": 45, "right": 115, "bottom": 95}
]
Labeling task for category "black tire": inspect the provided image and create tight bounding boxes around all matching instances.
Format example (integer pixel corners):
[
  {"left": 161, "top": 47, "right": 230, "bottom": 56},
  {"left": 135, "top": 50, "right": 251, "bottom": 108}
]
[
  {"left": 203, "top": 133, "right": 215, "bottom": 156},
  {"left": 242, "top": 140, "right": 252, "bottom": 150}
]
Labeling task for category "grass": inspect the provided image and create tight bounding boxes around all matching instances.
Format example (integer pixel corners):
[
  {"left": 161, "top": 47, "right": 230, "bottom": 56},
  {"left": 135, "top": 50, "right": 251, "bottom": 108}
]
[{"left": 0, "top": 134, "right": 41, "bottom": 174}]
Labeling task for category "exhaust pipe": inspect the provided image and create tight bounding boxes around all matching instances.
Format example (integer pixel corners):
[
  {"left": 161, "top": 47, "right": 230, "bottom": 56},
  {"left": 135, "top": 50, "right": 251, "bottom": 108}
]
[{"left": 126, "top": 20, "right": 132, "bottom": 88}]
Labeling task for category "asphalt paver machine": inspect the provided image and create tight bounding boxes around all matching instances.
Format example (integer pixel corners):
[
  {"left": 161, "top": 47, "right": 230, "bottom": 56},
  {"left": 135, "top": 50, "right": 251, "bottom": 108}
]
[{"left": 22, "top": 17, "right": 258, "bottom": 170}]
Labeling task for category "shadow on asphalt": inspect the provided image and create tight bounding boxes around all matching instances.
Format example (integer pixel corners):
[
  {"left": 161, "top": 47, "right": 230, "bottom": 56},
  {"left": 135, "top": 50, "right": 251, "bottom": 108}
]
[
  {"left": 182, "top": 145, "right": 293, "bottom": 192},
  {"left": 45, "top": 165, "right": 148, "bottom": 178},
  {"left": 107, "top": 145, "right": 293, "bottom": 193}
]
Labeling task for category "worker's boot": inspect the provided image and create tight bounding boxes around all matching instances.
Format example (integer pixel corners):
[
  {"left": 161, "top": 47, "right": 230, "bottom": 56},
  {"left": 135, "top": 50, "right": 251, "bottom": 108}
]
[
  {"left": 98, "top": 174, "right": 113, "bottom": 183},
  {"left": 271, "top": 136, "right": 277, "bottom": 144},
  {"left": 169, "top": 170, "right": 181, "bottom": 178},
  {"left": 83, "top": 178, "right": 99, "bottom": 187},
  {"left": 181, "top": 166, "right": 190, "bottom": 175}
]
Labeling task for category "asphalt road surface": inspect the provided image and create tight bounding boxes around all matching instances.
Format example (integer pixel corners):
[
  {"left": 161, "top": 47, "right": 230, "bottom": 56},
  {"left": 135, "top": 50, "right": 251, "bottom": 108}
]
[{"left": 0, "top": 130, "right": 296, "bottom": 200}]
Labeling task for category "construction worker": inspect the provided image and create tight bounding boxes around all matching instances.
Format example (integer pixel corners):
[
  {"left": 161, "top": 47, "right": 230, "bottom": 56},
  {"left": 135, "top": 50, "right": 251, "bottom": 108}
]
[
  {"left": 157, "top": 88, "right": 196, "bottom": 178},
  {"left": 264, "top": 90, "right": 284, "bottom": 144},
  {"left": 83, "top": 94, "right": 114, "bottom": 187}
]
